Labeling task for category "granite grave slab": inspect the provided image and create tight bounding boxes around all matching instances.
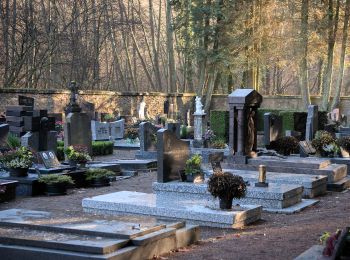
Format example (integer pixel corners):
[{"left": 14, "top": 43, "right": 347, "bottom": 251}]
[{"left": 82, "top": 191, "right": 262, "bottom": 228}]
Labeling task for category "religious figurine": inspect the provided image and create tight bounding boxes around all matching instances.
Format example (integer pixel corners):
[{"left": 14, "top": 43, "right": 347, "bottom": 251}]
[
  {"left": 245, "top": 109, "right": 255, "bottom": 155},
  {"left": 138, "top": 97, "right": 146, "bottom": 120},
  {"left": 195, "top": 96, "right": 203, "bottom": 114}
]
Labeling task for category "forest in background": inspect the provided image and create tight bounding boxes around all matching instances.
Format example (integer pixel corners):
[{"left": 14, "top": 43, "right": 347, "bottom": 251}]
[{"left": 1, "top": 0, "right": 350, "bottom": 110}]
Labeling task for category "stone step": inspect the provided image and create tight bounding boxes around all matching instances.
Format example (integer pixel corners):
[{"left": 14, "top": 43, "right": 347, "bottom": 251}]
[
  {"left": 247, "top": 156, "right": 331, "bottom": 169},
  {"left": 326, "top": 176, "right": 350, "bottom": 192}
]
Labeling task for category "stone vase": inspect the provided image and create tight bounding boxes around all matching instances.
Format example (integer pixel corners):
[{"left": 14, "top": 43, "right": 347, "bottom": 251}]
[
  {"left": 8, "top": 168, "right": 28, "bottom": 177},
  {"left": 219, "top": 195, "right": 233, "bottom": 210}
]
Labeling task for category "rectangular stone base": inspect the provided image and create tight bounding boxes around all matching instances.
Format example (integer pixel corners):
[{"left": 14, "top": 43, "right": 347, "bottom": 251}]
[
  {"left": 213, "top": 169, "right": 328, "bottom": 198},
  {"left": 82, "top": 191, "right": 262, "bottom": 228},
  {"left": 153, "top": 181, "right": 305, "bottom": 210},
  {"left": 0, "top": 209, "right": 199, "bottom": 260}
]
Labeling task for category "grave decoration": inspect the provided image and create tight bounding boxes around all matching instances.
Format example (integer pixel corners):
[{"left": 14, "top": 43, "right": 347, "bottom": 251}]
[
  {"left": 207, "top": 171, "right": 247, "bottom": 210},
  {"left": 138, "top": 97, "right": 146, "bottom": 120},
  {"left": 64, "top": 81, "right": 92, "bottom": 155},
  {"left": 64, "top": 145, "right": 91, "bottom": 168},
  {"left": 38, "top": 175, "right": 74, "bottom": 196},
  {"left": 0, "top": 146, "right": 34, "bottom": 177},
  {"left": 157, "top": 128, "right": 190, "bottom": 183},
  {"left": 228, "top": 89, "right": 262, "bottom": 164},
  {"left": 193, "top": 96, "right": 206, "bottom": 148},
  {"left": 184, "top": 154, "right": 204, "bottom": 183},
  {"left": 311, "top": 130, "right": 337, "bottom": 157},
  {"left": 255, "top": 165, "right": 268, "bottom": 187},
  {"left": 85, "top": 168, "right": 115, "bottom": 187},
  {"left": 38, "top": 151, "right": 61, "bottom": 169}
]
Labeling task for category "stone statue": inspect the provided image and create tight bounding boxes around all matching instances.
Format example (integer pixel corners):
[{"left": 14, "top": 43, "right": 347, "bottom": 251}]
[
  {"left": 138, "top": 97, "right": 146, "bottom": 120},
  {"left": 245, "top": 110, "right": 255, "bottom": 155},
  {"left": 195, "top": 96, "right": 203, "bottom": 114}
]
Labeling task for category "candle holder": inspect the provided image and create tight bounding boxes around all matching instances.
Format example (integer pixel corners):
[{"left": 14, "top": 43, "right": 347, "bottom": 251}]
[{"left": 255, "top": 165, "right": 269, "bottom": 187}]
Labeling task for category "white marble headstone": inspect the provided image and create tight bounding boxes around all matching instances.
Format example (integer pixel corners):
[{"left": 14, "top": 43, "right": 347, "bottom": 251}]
[{"left": 91, "top": 121, "right": 110, "bottom": 141}]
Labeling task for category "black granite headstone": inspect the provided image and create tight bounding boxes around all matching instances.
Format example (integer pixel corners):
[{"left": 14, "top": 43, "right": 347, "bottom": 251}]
[{"left": 157, "top": 129, "right": 190, "bottom": 183}]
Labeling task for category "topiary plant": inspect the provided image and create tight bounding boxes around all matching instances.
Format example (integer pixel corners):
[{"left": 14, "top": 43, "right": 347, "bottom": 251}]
[
  {"left": 207, "top": 171, "right": 247, "bottom": 210},
  {"left": 85, "top": 168, "right": 115, "bottom": 181},
  {"left": 38, "top": 175, "right": 74, "bottom": 185}
]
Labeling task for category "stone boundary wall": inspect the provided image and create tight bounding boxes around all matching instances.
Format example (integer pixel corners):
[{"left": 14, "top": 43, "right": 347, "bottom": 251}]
[{"left": 1, "top": 89, "right": 350, "bottom": 118}]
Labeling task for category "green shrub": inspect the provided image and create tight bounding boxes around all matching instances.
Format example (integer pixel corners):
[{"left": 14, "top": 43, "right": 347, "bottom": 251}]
[
  {"left": 85, "top": 168, "right": 115, "bottom": 181},
  {"left": 270, "top": 136, "right": 299, "bottom": 155},
  {"left": 210, "top": 111, "right": 229, "bottom": 142},
  {"left": 92, "top": 141, "right": 114, "bottom": 156},
  {"left": 312, "top": 130, "right": 336, "bottom": 154},
  {"left": 180, "top": 125, "right": 188, "bottom": 139},
  {"left": 56, "top": 147, "right": 64, "bottom": 161},
  {"left": 279, "top": 111, "right": 296, "bottom": 134},
  {"left": 6, "top": 134, "right": 21, "bottom": 149},
  {"left": 57, "top": 140, "right": 64, "bottom": 147},
  {"left": 38, "top": 175, "right": 74, "bottom": 185},
  {"left": 211, "top": 137, "right": 226, "bottom": 149},
  {"left": 184, "top": 154, "right": 202, "bottom": 176}
]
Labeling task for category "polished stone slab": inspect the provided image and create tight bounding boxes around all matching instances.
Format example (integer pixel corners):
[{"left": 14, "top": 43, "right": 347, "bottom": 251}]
[
  {"left": 153, "top": 181, "right": 311, "bottom": 211},
  {"left": 0, "top": 209, "right": 199, "bottom": 260},
  {"left": 82, "top": 191, "right": 262, "bottom": 228},
  {"left": 207, "top": 169, "right": 328, "bottom": 198}
]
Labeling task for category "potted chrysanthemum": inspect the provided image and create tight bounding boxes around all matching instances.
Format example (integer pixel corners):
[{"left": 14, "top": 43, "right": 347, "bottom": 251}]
[{"left": 0, "top": 147, "right": 34, "bottom": 177}]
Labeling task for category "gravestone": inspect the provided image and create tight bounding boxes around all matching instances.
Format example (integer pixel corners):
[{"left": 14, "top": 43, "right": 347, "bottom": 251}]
[
  {"left": 165, "top": 122, "right": 181, "bottom": 139},
  {"left": 193, "top": 97, "right": 206, "bottom": 148},
  {"left": 64, "top": 82, "right": 92, "bottom": 155},
  {"left": 168, "top": 104, "right": 175, "bottom": 119},
  {"left": 91, "top": 121, "right": 110, "bottom": 141},
  {"left": 299, "top": 141, "right": 316, "bottom": 157},
  {"left": 285, "top": 130, "right": 302, "bottom": 139},
  {"left": 18, "top": 95, "right": 34, "bottom": 109},
  {"left": 6, "top": 106, "right": 33, "bottom": 137},
  {"left": 157, "top": 129, "right": 190, "bottom": 183},
  {"left": 331, "top": 108, "right": 340, "bottom": 122},
  {"left": 0, "top": 124, "right": 9, "bottom": 149},
  {"left": 136, "top": 122, "right": 160, "bottom": 159},
  {"left": 305, "top": 105, "right": 318, "bottom": 141},
  {"left": 264, "top": 112, "right": 282, "bottom": 146},
  {"left": 110, "top": 119, "right": 125, "bottom": 139},
  {"left": 164, "top": 99, "right": 169, "bottom": 115},
  {"left": 38, "top": 151, "right": 61, "bottom": 168},
  {"left": 228, "top": 89, "right": 262, "bottom": 164}
]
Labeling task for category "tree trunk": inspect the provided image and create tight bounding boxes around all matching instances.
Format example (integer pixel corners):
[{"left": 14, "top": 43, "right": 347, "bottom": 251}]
[
  {"left": 299, "top": 0, "right": 311, "bottom": 109},
  {"left": 330, "top": 0, "right": 350, "bottom": 110}
]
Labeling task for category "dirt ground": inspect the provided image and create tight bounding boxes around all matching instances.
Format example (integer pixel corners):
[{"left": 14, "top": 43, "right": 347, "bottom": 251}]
[{"left": 0, "top": 150, "right": 349, "bottom": 260}]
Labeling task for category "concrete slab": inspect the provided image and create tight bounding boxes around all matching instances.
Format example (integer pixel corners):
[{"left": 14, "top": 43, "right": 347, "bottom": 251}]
[{"left": 82, "top": 191, "right": 262, "bottom": 228}]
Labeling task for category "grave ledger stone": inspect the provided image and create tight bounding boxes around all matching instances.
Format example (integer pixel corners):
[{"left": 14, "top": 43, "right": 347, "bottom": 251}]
[{"left": 228, "top": 89, "right": 262, "bottom": 164}]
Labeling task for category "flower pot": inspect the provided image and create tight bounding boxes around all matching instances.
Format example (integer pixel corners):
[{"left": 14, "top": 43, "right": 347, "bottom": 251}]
[
  {"left": 8, "top": 168, "right": 28, "bottom": 177},
  {"left": 185, "top": 173, "right": 204, "bottom": 183},
  {"left": 45, "top": 183, "right": 67, "bottom": 196},
  {"left": 340, "top": 147, "right": 350, "bottom": 158},
  {"left": 219, "top": 196, "right": 233, "bottom": 210},
  {"left": 68, "top": 160, "right": 78, "bottom": 167},
  {"left": 89, "top": 177, "right": 110, "bottom": 187}
]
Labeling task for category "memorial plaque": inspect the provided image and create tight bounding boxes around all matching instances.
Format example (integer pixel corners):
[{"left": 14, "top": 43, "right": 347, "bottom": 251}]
[
  {"left": 91, "top": 121, "right": 110, "bottom": 141},
  {"left": 38, "top": 151, "right": 61, "bottom": 168},
  {"left": 157, "top": 129, "right": 190, "bottom": 183},
  {"left": 18, "top": 95, "right": 34, "bottom": 108}
]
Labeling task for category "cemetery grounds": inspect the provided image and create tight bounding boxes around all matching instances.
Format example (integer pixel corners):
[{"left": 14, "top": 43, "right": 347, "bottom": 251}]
[{"left": 0, "top": 150, "right": 349, "bottom": 260}]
